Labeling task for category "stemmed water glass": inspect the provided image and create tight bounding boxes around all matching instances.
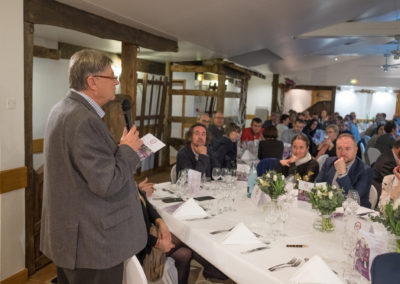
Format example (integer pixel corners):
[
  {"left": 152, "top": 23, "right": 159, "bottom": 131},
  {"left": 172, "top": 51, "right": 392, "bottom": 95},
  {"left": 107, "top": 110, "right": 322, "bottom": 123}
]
[
  {"left": 212, "top": 168, "right": 221, "bottom": 182},
  {"left": 346, "top": 190, "right": 360, "bottom": 215}
]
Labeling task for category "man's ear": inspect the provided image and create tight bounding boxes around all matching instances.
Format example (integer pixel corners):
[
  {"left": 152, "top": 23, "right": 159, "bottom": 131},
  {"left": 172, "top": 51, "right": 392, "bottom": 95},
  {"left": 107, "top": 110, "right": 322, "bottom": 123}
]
[{"left": 86, "top": 75, "right": 97, "bottom": 91}]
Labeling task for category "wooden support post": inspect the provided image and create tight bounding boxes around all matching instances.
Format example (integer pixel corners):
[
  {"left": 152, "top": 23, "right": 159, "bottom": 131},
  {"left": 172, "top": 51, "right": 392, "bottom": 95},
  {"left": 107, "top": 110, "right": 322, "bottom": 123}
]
[
  {"left": 216, "top": 70, "right": 226, "bottom": 113},
  {"left": 120, "top": 42, "right": 137, "bottom": 122},
  {"left": 271, "top": 74, "right": 279, "bottom": 112},
  {"left": 162, "top": 62, "right": 172, "bottom": 167},
  {"left": 139, "top": 74, "right": 148, "bottom": 133},
  {"left": 24, "top": 21, "right": 35, "bottom": 276},
  {"left": 239, "top": 77, "right": 250, "bottom": 127}
]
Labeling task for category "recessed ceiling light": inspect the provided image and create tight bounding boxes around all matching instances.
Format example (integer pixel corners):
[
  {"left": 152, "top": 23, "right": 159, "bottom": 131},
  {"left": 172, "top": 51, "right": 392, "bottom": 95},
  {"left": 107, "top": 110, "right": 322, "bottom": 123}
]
[{"left": 334, "top": 57, "right": 338, "bottom": 61}]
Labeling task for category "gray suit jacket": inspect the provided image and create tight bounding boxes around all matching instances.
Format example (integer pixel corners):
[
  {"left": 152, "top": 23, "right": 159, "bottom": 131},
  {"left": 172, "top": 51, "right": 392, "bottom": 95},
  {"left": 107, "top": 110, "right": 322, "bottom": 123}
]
[{"left": 40, "top": 91, "right": 147, "bottom": 270}]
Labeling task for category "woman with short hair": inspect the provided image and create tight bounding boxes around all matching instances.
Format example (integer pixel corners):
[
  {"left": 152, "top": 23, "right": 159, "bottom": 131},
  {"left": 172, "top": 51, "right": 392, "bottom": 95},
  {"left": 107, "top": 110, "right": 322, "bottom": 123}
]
[{"left": 258, "top": 125, "right": 284, "bottom": 160}]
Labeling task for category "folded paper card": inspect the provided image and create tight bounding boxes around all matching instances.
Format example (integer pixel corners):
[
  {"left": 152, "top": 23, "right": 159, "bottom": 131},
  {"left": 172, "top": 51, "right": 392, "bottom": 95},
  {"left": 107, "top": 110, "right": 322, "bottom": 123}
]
[
  {"left": 137, "top": 133, "right": 166, "bottom": 161},
  {"left": 222, "top": 222, "right": 262, "bottom": 245},
  {"left": 290, "top": 255, "right": 343, "bottom": 284},
  {"left": 173, "top": 198, "right": 207, "bottom": 220},
  {"left": 188, "top": 169, "right": 201, "bottom": 195}
]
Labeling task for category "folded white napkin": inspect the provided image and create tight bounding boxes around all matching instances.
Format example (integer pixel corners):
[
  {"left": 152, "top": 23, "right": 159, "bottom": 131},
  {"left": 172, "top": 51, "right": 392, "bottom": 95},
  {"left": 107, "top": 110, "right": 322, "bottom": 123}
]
[
  {"left": 222, "top": 222, "right": 262, "bottom": 245},
  {"left": 290, "top": 255, "right": 343, "bottom": 284},
  {"left": 154, "top": 182, "right": 172, "bottom": 191},
  {"left": 241, "top": 150, "right": 255, "bottom": 162},
  {"left": 173, "top": 198, "right": 207, "bottom": 220},
  {"left": 335, "top": 206, "right": 376, "bottom": 215}
]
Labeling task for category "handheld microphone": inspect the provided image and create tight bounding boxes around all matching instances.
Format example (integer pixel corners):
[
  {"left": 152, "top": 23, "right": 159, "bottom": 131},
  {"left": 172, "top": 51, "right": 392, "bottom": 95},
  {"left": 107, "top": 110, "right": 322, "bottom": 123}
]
[{"left": 121, "top": 99, "right": 132, "bottom": 131}]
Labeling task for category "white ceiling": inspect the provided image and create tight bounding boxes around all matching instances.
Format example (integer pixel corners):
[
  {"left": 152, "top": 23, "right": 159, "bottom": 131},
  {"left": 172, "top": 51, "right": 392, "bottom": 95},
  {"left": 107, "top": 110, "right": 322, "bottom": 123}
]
[{"left": 35, "top": 0, "right": 400, "bottom": 76}]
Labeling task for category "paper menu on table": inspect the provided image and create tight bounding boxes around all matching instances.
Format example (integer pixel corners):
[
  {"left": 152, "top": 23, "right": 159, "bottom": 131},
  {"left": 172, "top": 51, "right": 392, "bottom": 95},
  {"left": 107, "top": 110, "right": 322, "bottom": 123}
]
[
  {"left": 188, "top": 169, "right": 201, "bottom": 195},
  {"left": 354, "top": 228, "right": 388, "bottom": 281},
  {"left": 137, "top": 133, "right": 166, "bottom": 161}
]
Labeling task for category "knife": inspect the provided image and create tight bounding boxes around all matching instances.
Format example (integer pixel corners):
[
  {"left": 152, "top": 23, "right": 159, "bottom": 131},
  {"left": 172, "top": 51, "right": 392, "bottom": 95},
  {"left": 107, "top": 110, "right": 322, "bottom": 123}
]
[
  {"left": 209, "top": 227, "right": 234, "bottom": 235},
  {"left": 162, "top": 188, "right": 175, "bottom": 194},
  {"left": 241, "top": 246, "right": 270, "bottom": 254},
  {"left": 185, "top": 216, "right": 212, "bottom": 221}
]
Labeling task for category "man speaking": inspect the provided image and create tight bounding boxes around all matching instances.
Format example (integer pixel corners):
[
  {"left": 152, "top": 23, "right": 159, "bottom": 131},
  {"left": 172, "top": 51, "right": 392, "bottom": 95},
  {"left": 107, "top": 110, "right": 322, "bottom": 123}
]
[{"left": 41, "top": 49, "right": 147, "bottom": 284}]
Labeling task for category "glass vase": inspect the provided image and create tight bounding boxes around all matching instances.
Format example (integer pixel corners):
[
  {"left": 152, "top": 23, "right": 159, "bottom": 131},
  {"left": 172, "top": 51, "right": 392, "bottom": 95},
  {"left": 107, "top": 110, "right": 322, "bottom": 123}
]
[{"left": 320, "top": 214, "right": 335, "bottom": 232}]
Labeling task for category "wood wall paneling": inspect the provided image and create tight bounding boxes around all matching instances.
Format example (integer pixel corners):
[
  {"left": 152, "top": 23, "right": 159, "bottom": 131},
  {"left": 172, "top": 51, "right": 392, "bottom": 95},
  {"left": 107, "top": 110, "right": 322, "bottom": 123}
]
[
  {"left": 0, "top": 268, "right": 28, "bottom": 284},
  {"left": 0, "top": 167, "right": 28, "bottom": 194}
]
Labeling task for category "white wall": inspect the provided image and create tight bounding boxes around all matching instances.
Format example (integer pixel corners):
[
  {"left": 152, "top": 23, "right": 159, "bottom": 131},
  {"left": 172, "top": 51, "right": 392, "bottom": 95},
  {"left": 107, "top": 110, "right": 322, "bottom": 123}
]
[
  {"left": 245, "top": 76, "right": 272, "bottom": 126},
  {"left": 283, "top": 89, "right": 312, "bottom": 114},
  {"left": 33, "top": 57, "right": 70, "bottom": 169},
  {"left": 0, "top": 0, "right": 25, "bottom": 280},
  {"left": 335, "top": 86, "right": 396, "bottom": 119}
]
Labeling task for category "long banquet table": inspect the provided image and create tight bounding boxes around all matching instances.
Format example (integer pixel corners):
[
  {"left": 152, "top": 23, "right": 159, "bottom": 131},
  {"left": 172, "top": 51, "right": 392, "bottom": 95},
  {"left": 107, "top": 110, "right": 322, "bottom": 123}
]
[{"left": 151, "top": 181, "right": 373, "bottom": 284}]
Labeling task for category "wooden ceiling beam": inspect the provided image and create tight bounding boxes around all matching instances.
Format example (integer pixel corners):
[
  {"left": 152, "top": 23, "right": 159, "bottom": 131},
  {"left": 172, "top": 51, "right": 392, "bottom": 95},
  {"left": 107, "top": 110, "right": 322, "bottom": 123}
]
[{"left": 24, "top": 0, "right": 178, "bottom": 52}]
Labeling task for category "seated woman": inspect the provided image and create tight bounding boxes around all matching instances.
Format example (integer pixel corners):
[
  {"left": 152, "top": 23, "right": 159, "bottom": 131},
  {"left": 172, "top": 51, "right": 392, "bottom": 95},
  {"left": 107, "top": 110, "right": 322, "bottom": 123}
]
[
  {"left": 315, "top": 124, "right": 339, "bottom": 160},
  {"left": 258, "top": 125, "right": 284, "bottom": 160},
  {"left": 136, "top": 179, "right": 229, "bottom": 283},
  {"left": 212, "top": 122, "right": 240, "bottom": 168},
  {"left": 275, "top": 134, "right": 319, "bottom": 181},
  {"left": 136, "top": 181, "right": 192, "bottom": 284},
  {"left": 378, "top": 166, "right": 400, "bottom": 212}
]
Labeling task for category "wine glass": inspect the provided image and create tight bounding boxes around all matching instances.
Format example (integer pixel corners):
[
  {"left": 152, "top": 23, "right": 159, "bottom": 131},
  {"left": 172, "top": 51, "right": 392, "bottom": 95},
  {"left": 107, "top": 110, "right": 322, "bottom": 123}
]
[
  {"left": 212, "top": 168, "right": 221, "bottom": 181},
  {"left": 347, "top": 190, "right": 360, "bottom": 215}
]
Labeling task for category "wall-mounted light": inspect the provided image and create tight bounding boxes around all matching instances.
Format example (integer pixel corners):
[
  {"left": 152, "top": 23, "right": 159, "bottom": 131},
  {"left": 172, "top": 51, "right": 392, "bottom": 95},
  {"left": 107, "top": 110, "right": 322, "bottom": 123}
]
[
  {"left": 350, "top": 78, "right": 358, "bottom": 85},
  {"left": 195, "top": 72, "right": 204, "bottom": 81}
]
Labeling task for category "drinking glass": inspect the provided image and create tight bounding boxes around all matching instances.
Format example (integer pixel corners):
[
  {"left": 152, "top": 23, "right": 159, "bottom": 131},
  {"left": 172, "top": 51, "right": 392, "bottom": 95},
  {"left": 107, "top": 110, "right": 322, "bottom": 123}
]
[
  {"left": 347, "top": 190, "right": 360, "bottom": 215},
  {"left": 212, "top": 168, "right": 221, "bottom": 181}
]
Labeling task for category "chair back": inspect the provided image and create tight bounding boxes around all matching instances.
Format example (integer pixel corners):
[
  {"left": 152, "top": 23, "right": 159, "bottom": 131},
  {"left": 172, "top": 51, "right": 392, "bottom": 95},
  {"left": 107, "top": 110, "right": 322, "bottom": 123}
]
[
  {"left": 256, "top": 158, "right": 279, "bottom": 176},
  {"left": 371, "top": 253, "right": 400, "bottom": 284},
  {"left": 317, "top": 154, "right": 329, "bottom": 171},
  {"left": 359, "top": 142, "right": 366, "bottom": 163},
  {"left": 170, "top": 164, "right": 177, "bottom": 184},
  {"left": 123, "top": 255, "right": 148, "bottom": 284},
  {"left": 367, "top": 147, "right": 381, "bottom": 166},
  {"left": 369, "top": 184, "right": 378, "bottom": 209}
]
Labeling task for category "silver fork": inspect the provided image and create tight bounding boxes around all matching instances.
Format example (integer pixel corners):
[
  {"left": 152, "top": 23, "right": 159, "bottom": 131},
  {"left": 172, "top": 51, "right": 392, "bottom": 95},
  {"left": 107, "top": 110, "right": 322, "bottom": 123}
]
[
  {"left": 269, "top": 259, "right": 302, "bottom": 271},
  {"left": 268, "top": 257, "right": 297, "bottom": 271}
]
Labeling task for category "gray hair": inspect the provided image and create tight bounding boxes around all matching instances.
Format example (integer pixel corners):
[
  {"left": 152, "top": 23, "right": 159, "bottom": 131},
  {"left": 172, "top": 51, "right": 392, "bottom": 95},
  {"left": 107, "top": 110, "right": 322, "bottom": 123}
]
[{"left": 69, "top": 49, "right": 112, "bottom": 91}]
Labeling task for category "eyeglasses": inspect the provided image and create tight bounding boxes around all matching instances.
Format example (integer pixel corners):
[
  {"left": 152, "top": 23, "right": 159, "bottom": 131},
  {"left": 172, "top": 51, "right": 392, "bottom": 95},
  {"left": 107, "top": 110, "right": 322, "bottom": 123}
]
[{"left": 93, "top": 75, "right": 119, "bottom": 82}]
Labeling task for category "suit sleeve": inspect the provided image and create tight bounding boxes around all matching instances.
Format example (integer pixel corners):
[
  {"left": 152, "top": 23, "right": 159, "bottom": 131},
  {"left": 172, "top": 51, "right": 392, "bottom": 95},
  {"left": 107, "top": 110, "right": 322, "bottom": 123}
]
[
  {"left": 72, "top": 116, "right": 141, "bottom": 198},
  {"left": 337, "top": 165, "right": 372, "bottom": 208}
]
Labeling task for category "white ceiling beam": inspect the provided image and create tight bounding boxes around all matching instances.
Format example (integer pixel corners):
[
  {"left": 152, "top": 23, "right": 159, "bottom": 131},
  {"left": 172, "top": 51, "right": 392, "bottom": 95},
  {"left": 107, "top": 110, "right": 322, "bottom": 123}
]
[{"left": 299, "top": 22, "right": 400, "bottom": 38}]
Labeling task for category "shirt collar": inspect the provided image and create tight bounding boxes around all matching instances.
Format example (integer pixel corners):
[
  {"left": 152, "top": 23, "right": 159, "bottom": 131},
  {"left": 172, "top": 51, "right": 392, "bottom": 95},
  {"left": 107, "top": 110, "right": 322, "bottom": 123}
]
[{"left": 71, "top": 88, "right": 105, "bottom": 118}]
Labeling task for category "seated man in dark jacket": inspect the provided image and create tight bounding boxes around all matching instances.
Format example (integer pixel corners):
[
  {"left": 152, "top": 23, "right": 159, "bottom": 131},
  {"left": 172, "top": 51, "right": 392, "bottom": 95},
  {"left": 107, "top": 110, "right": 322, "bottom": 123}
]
[
  {"left": 176, "top": 123, "right": 218, "bottom": 178},
  {"left": 372, "top": 140, "right": 400, "bottom": 197},
  {"left": 316, "top": 133, "right": 372, "bottom": 208},
  {"left": 212, "top": 123, "right": 240, "bottom": 169}
]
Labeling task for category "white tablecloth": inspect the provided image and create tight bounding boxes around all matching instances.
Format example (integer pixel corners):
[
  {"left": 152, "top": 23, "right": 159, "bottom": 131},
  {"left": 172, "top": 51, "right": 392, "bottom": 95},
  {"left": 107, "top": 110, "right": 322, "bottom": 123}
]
[{"left": 151, "top": 184, "right": 373, "bottom": 284}]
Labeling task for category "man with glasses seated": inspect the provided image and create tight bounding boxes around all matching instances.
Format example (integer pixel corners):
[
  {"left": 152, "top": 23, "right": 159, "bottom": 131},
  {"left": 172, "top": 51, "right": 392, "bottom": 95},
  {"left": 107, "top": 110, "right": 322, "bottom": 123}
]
[
  {"left": 176, "top": 123, "right": 218, "bottom": 178},
  {"left": 316, "top": 133, "right": 372, "bottom": 208}
]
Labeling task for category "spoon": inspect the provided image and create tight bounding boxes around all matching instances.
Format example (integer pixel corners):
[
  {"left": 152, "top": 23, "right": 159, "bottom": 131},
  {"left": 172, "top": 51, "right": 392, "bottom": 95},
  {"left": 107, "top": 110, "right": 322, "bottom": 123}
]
[{"left": 268, "top": 257, "right": 297, "bottom": 271}]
